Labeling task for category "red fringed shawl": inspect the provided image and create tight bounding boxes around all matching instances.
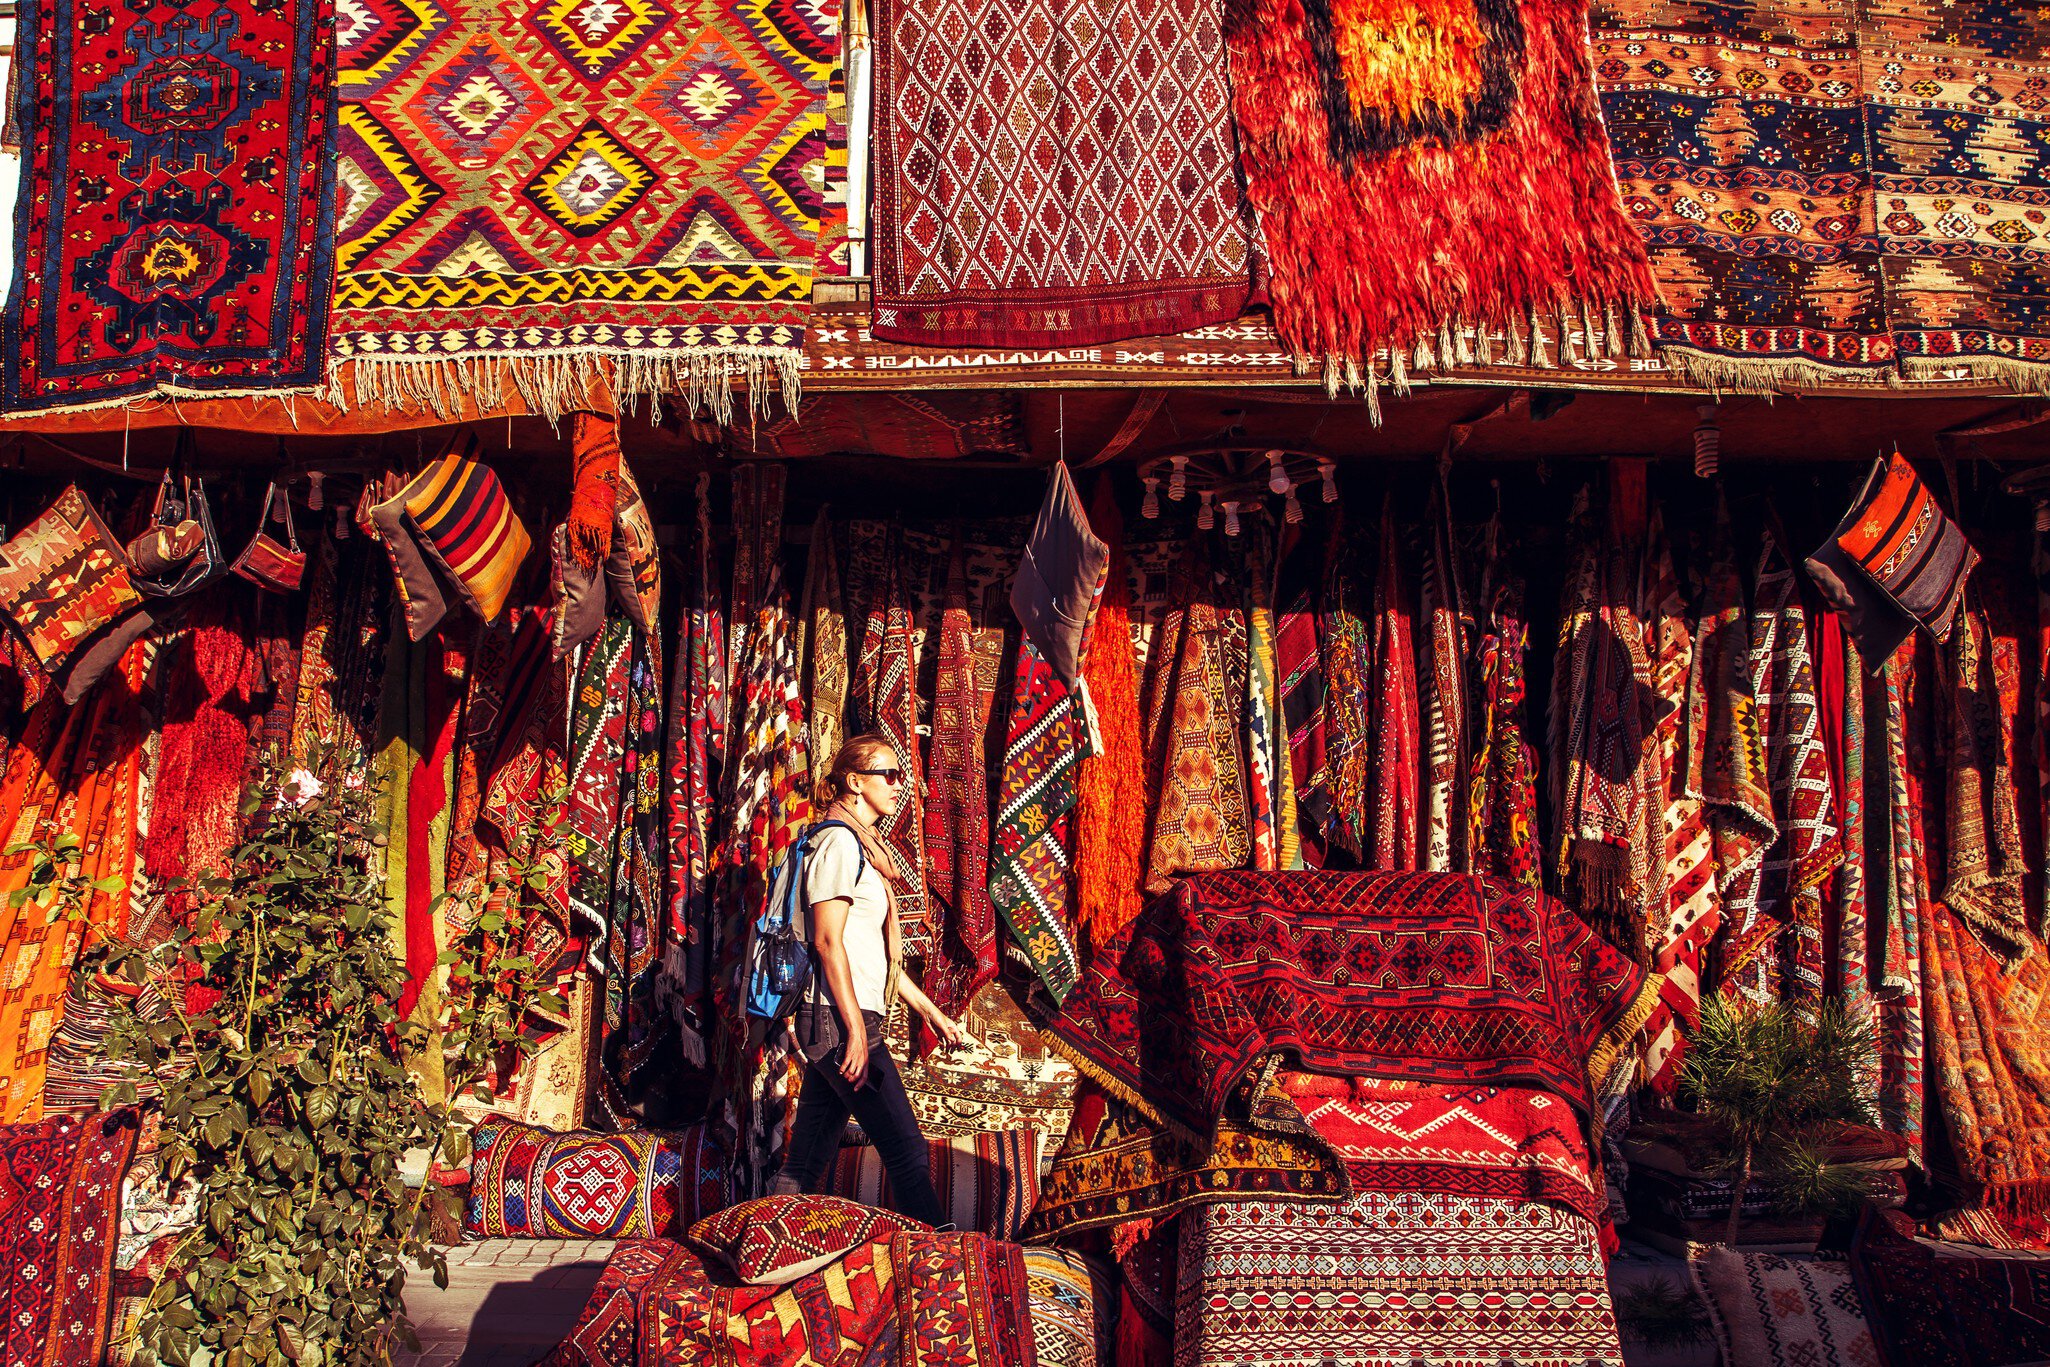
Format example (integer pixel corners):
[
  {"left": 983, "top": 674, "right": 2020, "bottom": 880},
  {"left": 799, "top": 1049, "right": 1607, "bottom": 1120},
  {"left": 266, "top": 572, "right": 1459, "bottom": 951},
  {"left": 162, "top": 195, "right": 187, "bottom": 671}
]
[
  {"left": 1047, "top": 870, "right": 1659, "bottom": 1136},
  {"left": 144, "top": 598, "right": 262, "bottom": 887}
]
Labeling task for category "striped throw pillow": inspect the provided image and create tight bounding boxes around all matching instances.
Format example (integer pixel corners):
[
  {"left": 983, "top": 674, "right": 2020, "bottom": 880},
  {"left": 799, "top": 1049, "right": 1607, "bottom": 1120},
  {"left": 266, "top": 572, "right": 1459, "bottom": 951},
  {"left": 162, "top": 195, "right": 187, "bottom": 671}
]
[
  {"left": 826, "top": 1128, "right": 1043, "bottom": 1239},
  {"left": 1807, "top": 451, "right": 1979, "bottom": 665},
  {"left": 401, "top": 437, "right": 532, "bottom": 624}
]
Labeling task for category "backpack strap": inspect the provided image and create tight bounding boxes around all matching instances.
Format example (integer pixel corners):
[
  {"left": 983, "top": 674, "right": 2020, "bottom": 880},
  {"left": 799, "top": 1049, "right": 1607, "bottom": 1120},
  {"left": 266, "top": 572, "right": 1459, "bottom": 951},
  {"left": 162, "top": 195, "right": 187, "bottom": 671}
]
[{"left": 801, "top": 820, "right": 869, "bottom": 884}]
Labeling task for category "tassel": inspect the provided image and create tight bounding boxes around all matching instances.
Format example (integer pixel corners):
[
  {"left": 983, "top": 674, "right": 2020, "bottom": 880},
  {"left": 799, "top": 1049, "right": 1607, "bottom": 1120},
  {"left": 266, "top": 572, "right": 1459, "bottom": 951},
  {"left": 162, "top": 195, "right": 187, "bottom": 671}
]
[{"left": 1076, "top": 480, "right": 1149, "bottom": 953}]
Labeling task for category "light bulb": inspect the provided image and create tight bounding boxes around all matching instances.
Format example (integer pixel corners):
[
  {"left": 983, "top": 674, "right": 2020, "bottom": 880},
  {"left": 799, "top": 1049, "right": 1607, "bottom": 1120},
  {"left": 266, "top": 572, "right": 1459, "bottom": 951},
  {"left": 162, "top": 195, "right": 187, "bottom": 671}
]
[
  {"left": 1170, "top": 455, "right": 1189, "bottom": 501},
  {"left": 1319, "top": 459, "right": 1337, "bottom": 503},
  {"left": 1142, "top": 476, "right": 1161, "bottom": 519},
  {"left": 1197, "top": 489, "right": 1214, "bottom": 530},
  {"left": 1223, "top": 500, "right": 1242, "bottom": 536},
  {"left": 1693, "top": 404, "right": 1720, "bottom": 479},
  {"left": 1284, "top": 487, "right": 1304, "bottom": 524},
  {"left": 1267, "top": 451, "right": 1289, "bottom": 494},
  {"left": 307, "top": 471, "right": 325, "bottom": 511}
]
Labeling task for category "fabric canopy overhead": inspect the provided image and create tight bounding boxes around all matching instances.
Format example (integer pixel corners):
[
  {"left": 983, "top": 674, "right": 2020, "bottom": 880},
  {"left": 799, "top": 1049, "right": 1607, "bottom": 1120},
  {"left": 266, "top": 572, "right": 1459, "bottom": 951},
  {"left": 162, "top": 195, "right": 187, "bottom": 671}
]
[
  {"left": 326, "top": 0, "right": 840, "bottom": 421},
  {"left": 868, "top": 0, "right": 1256, "bottom": 346}
]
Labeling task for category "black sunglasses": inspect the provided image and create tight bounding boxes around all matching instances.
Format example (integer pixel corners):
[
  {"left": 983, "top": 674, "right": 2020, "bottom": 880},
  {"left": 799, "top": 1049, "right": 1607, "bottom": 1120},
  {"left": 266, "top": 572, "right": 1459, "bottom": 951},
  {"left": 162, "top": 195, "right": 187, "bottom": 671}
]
[{"left": 855, "top": 767, "right": 906, "bottom": 785}]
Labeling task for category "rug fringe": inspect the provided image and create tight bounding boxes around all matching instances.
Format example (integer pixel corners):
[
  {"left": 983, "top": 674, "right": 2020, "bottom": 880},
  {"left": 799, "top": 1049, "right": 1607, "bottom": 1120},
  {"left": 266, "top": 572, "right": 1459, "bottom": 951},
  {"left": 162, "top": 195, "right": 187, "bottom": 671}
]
[
  {"left": 1307, "top": 294, "right": 1651, "bottom": 425},
  {"left": 1587, "top": 970, "right": 1666, "bottom": 1102},
  {"left": 323, "top": 347, "right": 803, "bottom": 425},
  {"left": 1902, "top": 354, "right": 2050, "bottom": 395}
]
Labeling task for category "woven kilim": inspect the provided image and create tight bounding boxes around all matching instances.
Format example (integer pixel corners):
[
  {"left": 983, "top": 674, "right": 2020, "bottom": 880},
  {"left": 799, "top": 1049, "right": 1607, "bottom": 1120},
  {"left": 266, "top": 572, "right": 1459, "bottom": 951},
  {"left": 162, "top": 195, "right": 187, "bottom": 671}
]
[
  {"left": 328, "top": 0, "right": 839, "bottom": 419},
  {"left": 1225, "top": 0, "right": 1657, "bottom": 399},
  {"left": 989, "top": 639, "right": 1090, "bottom": 1004},
  {"left": 1173, "top": 1190, "right": 1623, "bottom": 1367},
  {"left": 868, "top": 0, "right": 1253, "bottom": 346},
  {"left": 1289, "top": 1074, "right": 1604, "bottom": 1223},
  {"left": 0, "top": 1111, "right": 138, "bottom": 1367},
  {"left": 541, "top": 1228, "right": 1035, "bottom": 1367},
  {"left": 1045, "top": 870, "right": 1660, "bottom": 1137},
  {"left": 1594, "top": 0, "right": 2050, "bottom": 391},
  {"left": 3, "top": 0, "right": 338, "bottom": 410}
]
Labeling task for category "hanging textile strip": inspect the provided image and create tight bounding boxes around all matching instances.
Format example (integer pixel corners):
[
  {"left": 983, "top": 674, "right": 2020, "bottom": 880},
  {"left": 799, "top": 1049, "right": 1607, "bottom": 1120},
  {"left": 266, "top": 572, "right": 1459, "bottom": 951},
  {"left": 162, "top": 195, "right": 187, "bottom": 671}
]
[
  {"left": 1644, "top": 521, "right": 1718, "bottom": 1096},
  {"left": 142, "top": 597, "right": 262, "bottom": 892},
  {"left": 1224, "top": 0, "right": 1657, "bottom": 399},
  {"left": 1273, "top": 528, "right": 1330, "bottom": 869},
  {"left": 1419, "top": 488, "right": 1470, "bottom": 874},
  {"left": 867, "top": 0, "right": 1252, "bottom": 346},
  {"left": 727, "top": 464, "right": 787, "bottom": 707},
  {"left": 1242, "top": 524, "right": 1282, "bottom": 873},
  {"left": 1555, "top": 533, "right": 1659, "bottom": 955},
  {"left": 1141, "top": 541, "right": 1251, "bottom": 893},
  {"left": 845, "top": 519, "right": 931, "bottom": 951},
  {"left": 0, "top": 644, "right": 146, "bottom": 1122},
  {"left": 801, "top": 513, "right": 848, "bottom": 806},
  {"left": 1319, "top": 516, "right": 1372, "bottom": 859},
  {"left": 327, "top": 0, "right": 840, "bottom": 421},
  {"left": 712, "top": 566, "right": 812, "bottom": 1090},
  {"left": 565, "top": 620, "right": 634, "bottom": 958},
  {"left": 2, "top": 0, "right": 338, "bottom": 411},
  {"left": 1046, "top": 870, "right": 1659, "bottom": 1137},
  {"left": 1590, "top": 4, "right": 1885, "bottom": 390},
  {"left": 989, "top": 638, "right": 1090, "bottom": 1005},
  {"left": 1215, "top": 573, "right": 1259, "bottom": 869},
  {"left": 444, "top": 613, "right": 533, "bottom": 926},
  {"left": 664, "top": 474, "right": 724, "bottom": 962},
  {"left": 922, "top": 534, "right": 1004, "bottom": 1018},
  {"left": 1688, "top": 543, "right": 1778, "bottom": 995},
  {"left": 1368, "top": 499, "right": 1420, "bottom": 871},
  {"left": 1923, "top": 881, "right": 2050, "bottom": 1220},
  {"left": 1731, "top": 532, "right": 1842, "bottom": 1011},
  {"left": 603, "top": 629, "right": 666, "bottom": 1087},
  {"left": 1942, "top": 603, "right": 2033, "bottom": 966},
  {"left": 1876, "top": 648, "right": 1926, "bottom": 1156},
  {"left": 1075, "top": 485, "right": 1149, "bottom": 954},
  {"left": 292, "top": 533, "right": 392, "bottom": 786},
  {"left": 2038, "top": 518, "right": 2050, "bottom": 940},
  {"left": 1468, "top": 574, "right": 1543, "bottom": 888},
  {"left": 1249, "top": 523, "right": 1297, "bottom": 872},
  {"left": 1820, "top": 613, "right": 1883, "bottom": 1118}
]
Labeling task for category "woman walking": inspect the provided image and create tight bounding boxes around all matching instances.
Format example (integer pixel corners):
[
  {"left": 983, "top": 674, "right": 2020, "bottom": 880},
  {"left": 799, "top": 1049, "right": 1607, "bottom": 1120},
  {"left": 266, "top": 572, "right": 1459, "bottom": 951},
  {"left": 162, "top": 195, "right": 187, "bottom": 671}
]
[{"left": 770, "top": 734, "right": 967, "bottom": 1226}]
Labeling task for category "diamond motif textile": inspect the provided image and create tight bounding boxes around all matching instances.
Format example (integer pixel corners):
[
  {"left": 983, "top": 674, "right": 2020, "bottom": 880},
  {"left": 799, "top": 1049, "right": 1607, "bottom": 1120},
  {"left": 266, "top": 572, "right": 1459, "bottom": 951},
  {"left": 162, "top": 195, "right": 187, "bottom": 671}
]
[
  {"left": 329, "top": 0, "right": 839, "bottom": 418},
  {"left": 869, "top": 0, "right": 1254, "bottom": 345}
]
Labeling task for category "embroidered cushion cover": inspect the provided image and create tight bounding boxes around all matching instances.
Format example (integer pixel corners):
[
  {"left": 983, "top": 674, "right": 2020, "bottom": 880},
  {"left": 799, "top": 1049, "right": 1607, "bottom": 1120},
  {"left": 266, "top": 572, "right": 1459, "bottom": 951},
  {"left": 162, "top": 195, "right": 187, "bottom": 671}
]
[
  {"left": 686, "top": 1194, "right": 929, "bottom": 1286},
  {"left": 400, "top": 440, "right": 532, "bottom": 625},
  {"left": 0, "top": 486, "right": 142, "bottom": 672},
  {"left": 463, "top": 1118, "right": 727, "bottom": 1240}
]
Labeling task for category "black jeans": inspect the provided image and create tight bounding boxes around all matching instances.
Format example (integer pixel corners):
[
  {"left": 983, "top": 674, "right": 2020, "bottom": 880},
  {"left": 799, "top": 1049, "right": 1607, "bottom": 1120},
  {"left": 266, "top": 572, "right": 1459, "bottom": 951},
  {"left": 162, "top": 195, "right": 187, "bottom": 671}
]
[{"left": 778, "top": 1009, "right": 945, "bottom": 1228}]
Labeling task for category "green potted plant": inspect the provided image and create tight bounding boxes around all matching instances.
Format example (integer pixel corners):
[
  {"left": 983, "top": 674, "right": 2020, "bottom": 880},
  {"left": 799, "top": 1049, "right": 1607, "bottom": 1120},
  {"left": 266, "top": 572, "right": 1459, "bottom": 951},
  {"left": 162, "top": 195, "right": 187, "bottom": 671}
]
[{"left": 1668, "top": 996, "right": 1888, "bottom": 1245}]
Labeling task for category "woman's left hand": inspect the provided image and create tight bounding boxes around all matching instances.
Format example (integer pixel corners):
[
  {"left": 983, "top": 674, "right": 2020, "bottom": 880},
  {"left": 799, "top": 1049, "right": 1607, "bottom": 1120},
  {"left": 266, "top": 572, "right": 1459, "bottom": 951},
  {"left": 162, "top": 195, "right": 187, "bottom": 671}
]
[{"left": 922, "top": 1006, "right": 970, "bottom": 1050}]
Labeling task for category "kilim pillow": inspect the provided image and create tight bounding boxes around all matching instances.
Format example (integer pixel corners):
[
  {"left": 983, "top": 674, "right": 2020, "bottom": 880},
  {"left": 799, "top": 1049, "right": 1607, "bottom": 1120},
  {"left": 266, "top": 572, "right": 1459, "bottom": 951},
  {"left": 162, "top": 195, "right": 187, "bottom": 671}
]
[
  {"left": 1010, "top": 461, "right": 1108, "bottom": 685},
  {"left": 367, "top": 479, "right": 450, "bottom": 642},
  {"left": 0, "top": 485, "right": 142, "bottom": 673},
  {"left": 1691, "top": 1245, "right": 1878, "bottom": 1367},
  {"left": 605, "top": 458, "right": 661, "bottom": 633},
  {"left": 687, "top": 1194, "right": 928, "bottom": 1286},
  {"left": 462, "top": 1118, "right": 728, "bottom": 1240},
  {"left": 1806, "top": 451, "right": 1979, "bottom": 665},
  {"left": 824, "top": 1129, "right": 1044, "bottom": 1239},
  {"left": 400, "top": 436, "right": 532, "bottom": 626},
  {"left": 550, "top": 525, "right": 607, "bottom": 660}
]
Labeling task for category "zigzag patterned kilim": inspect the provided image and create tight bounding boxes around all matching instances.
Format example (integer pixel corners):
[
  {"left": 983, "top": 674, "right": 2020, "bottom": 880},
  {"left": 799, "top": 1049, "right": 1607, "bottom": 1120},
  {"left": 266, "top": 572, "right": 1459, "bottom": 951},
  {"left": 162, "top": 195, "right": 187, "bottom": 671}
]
[
  {"left": 330, "top": 0, "right": 838, "bottom": 416},
  {"left": 1045, "top": 871, "right": 1660, "bottom": 1138}
]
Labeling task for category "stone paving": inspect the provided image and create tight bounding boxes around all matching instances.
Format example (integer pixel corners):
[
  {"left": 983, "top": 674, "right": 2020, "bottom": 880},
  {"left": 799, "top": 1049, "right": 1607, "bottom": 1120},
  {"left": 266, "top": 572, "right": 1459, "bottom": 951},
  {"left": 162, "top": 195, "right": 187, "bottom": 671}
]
[{"left": 395, "top": 1240, "right": 615, "bottom": 1367}]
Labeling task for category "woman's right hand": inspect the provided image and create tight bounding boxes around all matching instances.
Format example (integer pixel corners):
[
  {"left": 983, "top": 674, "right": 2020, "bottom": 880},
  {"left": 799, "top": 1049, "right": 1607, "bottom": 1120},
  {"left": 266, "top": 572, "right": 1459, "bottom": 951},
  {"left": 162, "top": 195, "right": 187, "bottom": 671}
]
[{"left": 839, "top": 1021, "right": 870, "bottom": 1088}]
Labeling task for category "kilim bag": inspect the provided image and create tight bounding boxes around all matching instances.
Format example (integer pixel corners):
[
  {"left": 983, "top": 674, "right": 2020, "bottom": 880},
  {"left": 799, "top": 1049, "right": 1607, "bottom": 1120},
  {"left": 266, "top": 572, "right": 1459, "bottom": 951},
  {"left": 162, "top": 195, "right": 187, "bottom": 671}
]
[
  {"left": 230, "top": 482, "right": 305, "bottom": 593},
  {"left": 399, "top": 436, "right": 531, "bottom": 625},
  {"left": 0, "top": 485, "right": 142, "bottom": 673},
  {"left": 1806, "top": 452, "right": 1980, "bottom": 667},
  {"left": 128, "top": 470, "right": 226, "bottom": 597}
]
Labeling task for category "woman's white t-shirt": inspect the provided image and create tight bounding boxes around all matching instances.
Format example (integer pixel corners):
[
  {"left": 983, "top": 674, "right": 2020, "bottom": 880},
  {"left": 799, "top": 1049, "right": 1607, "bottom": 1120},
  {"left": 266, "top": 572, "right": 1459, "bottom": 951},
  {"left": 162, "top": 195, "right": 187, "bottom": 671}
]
[{"left": 803, "top": 824, "right": 890, "bottom": 1014}]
